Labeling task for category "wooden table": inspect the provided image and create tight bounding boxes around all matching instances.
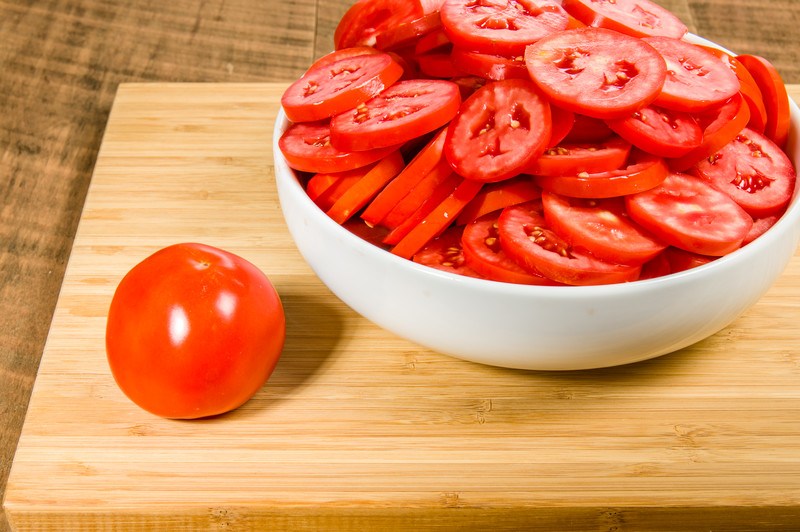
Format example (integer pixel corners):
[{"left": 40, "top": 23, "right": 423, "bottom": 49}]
[{"left": 1, "top": 2, "right": 799, "bottom": 530}]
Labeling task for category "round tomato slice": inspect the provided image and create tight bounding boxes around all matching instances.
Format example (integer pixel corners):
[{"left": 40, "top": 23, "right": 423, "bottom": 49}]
[
  {"left": 462, "top": 213, "right": 558, "bottom": 284},
  {"left": 440, "top": 0, "right": 569, "bottom": 56},
  {"left": 736, "top": 54, "right": 791, "bottom": 149},
  {"left": 668, "top": 92, "right": 751, "bottom": 172},
  {"left": 527, "top": 136, "right": 632, "bottom": 176},
  {"left": 416, "top": 49, "right": 467, "bottom": 78},
  {"left": 305, "top": 46, "right": 382, "bottom": 74},
  {"left": 375, "top": 12, "right": 442, "bottom": 50},
  {"left": 643, "top": 37, "right": 740, "bottom": 113},
  {"left": 542, "top": 191, "right": 666, "bottom": 265},
  {"left": 692, "top": 128, "right": 796, "bottom": 218},
  {"left": 335, "top": 0, "right": 423, "bottom": 49},
  {"left": 606, "top": 105, "right": 702, "bottom": 158},
  {"left": 445, "top": 78, "right": 552, "bottom": 182},
  {"left": 562, "top": 0, "right": 687, "bottom": 39},
  {"left": 450, "top": 47, "right": 529, "bottom": 81},
  {"left": 278, "top": 121, "right": 400, "bottom": 174},
  {"left": 281, "top": 52, "right": 404, "bottom": 123},
  {"left": 456, "top": 177, "right": 542, "bottom": 224},
  {"left": 562, "top": 112, "right": 613, "bottom": 143},
  {"left": 625, "top": 172, "right": 754, "bottom": 256},
  {"left": 331, "top": 79, "right": 461, "bottom": 152},
  {"left": 525, "top": 27, "right": 667, "bottom": 119},
  {"left": 535, "top": 151, "right": 668, "bottom": 198},
  {"left": 497, "top": 201, "right": 641, "bottom": 285},
  {"left": 413, "top": 226, "right": 484, "bottom": 278}
]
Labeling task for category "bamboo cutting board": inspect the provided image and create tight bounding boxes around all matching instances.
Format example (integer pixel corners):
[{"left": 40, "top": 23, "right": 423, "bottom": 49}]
[{"left": 5, "top": 83, "right": 800, "bottom": 531}]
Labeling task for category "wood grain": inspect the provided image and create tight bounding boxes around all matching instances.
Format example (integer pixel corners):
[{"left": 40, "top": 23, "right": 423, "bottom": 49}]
[
  {"left": 3, "top": 83, "right": 800, "bottom": 531},
  {"left": 1, "top": 1, "right": 799, "bottom": 530}
]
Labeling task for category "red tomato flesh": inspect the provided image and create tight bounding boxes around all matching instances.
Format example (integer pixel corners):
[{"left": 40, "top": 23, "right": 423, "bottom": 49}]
[{"left": 562, "top": 0, "right": 687, "bottom": 39}]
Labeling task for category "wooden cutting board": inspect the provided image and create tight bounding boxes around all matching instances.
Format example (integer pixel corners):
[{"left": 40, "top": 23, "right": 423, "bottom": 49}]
[{"left": 5, "top": 83, "right": 800, "bottom": 531}]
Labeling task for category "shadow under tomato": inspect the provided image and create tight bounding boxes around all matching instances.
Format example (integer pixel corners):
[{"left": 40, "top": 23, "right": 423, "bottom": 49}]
[{"left": 219, "top": 287, "right": 348, "bottom": 419}]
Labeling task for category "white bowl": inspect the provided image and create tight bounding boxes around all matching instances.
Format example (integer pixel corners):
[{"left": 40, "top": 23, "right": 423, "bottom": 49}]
[{"left": 273, "top": 76, "right": 800, "bottom": 372}]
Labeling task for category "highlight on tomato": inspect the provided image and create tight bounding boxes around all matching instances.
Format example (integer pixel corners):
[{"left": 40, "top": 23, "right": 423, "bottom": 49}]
[
  {"left": 106, "top": 243, "right": 286, "bottom": 419},
  {"left": 277, "top": 0, "right": 795, "bottom": 286}
]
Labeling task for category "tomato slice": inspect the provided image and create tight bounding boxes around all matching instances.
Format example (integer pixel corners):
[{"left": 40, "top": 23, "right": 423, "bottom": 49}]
[
  {"left": 542, "top": 191, "right": 666, "bottom": 265},
  {"left": 606, "top": 105, "right": 702, "bottom": 158},
  {"left": 343, "top": 218, "right": 391, "bottom": 249},
  {"left": 381, "top": 158, "right": 455, "bottom": 230},
  {"left": 735, "top": 54, "right": 791, "bottom": 149},
  {"left": 375, "top": 11, "right": 442, "bottom": 50},
  {"left": 440, "top": 0, "right": 569, "bottom": 56},
  {"left": 663, "top": 246, "right": 716, "bottom": 273},
  {"left": 327, "top": 151, "right": 406, "bottom": 224},
  {"left": 335, "top": 0, "right": 423, "bottom": 49},
  {"left": 416, "top": 49, "right": 467, "bottom": 78},
  {"left": 305, "top": 46, "right": 382, "bottom": 74},
  {"left": 562, "top": 0, "right": 687, "bottom": 39},
  {"left": 415, "top": 27, "right": 452, "bottom": 55},
  {"left": 561, "top": 112, "right": 613, "bottom": 143},
  {"left": 497, "top": 201, "right": 641, "bottom": 285},
  {"left": 668, "top": 92, "right": 751, "bottom": 172},
  {"left": 625, "top": 172, "right": 754, "bottom": 256},
  {"left": 383, "top": 170, "right": 461, "bottom": 245},
  {"left": 548, "top": 105, "right": 576, "bottom": 147},
  {"left": 413, "top": 226, "right": 484, "bottom": 278},
  {"left": 638, "top": 251, "right": 671, "bottom": 280},
  {"left": 525, "top": 27, "right": 667, "bottom": 119},
  {"left": 456, "top": 177, "right": 543, "bottom": 225},
  {"left": 331, "top": 79, "right": 461, "bottom": 152},
  {"left": 307, "top": 168, "right": 366, "bottom": 211},
  {"left": 527, "top": 136, "right": 632, "bottom": 176},
  {"left": 743, "top": 214, "right": 781, "bottom": 246},
  {"left": 535, "top": 151, "right": 668, "bottom": 198},
  {"left": 361, "top": 128, "right": 447, "bottom": 227},
  {"left": 281, "top": 52, "right": 403, "bottom": 123},
  {"left": 462, "top": 213, "right": 558, "bottom": 284},
  {"left": 391, "top": 178, "right": 483, "bottom": 259},
  {"left": 445, "top": 78, "right": 552, "bottom": 182},
  {"left": 278, "top": 121, "right": 400, "bottom": 174},
  {"left": 692, "top": 128, "right": 796, "bottom": 218},
  {"left": 643, "top": 37, "right": 740, "bottom": 113},
  {"left": 450, "top": 47, "right": 529, "bottom": 81}
]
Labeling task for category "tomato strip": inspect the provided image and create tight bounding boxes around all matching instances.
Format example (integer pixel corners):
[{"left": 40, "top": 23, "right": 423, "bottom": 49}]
[{"left": 327, "top": 151, "right": 405, "bottom": 224}]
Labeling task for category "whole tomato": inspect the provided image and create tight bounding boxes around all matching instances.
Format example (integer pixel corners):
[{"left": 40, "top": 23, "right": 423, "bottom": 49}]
[{"left": 106, "top": 243, "right": 285, "bottom": 419}]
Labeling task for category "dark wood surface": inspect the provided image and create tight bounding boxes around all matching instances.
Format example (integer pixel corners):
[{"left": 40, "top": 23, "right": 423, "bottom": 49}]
[{"left": 1, "top": 1, "right": 797, "bottom": 529}]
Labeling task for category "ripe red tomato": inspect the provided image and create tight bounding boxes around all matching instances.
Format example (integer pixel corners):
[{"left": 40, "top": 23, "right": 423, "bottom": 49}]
[
  {"left": 606, "top": 105, "right": 702, "bottom": 158},
  {"left": 524, "top": 27, "right": 667, "bottom": 119},
  {"left": 562, "top": 0, "right": 687, "bottom": 39},
  {"left": 106, "top": 243, "right": 286, "bottom": 419}
]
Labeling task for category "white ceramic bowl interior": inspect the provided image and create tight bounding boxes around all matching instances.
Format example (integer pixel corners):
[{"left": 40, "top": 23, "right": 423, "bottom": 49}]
[{"left": 273, "top": 43, "right": 800, "bottom": 371}]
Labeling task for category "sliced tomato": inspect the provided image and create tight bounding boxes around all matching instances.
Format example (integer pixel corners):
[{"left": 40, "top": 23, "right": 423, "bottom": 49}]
[
  {"left": 692, "top": 128, "right": 796, "bottom": 218},
  {"left": 391, "top": 179, "right": 483, "bottom": 259},
  {"left": 451, "top": 75, "right": 488, "bottom": 99},
  {"left": 456, "top": 177, "right": 543, "bottom": 225},
  {"left": 307, "top": 168, "right": 366, "bottom": 211},
  {"left": 375, "top": 11, "right": 442, "bottom": 50},
  {"left": 412, "top": 226, "right": 484, "bottom": 278},
  {"left": 561, "top": 112, "right": 613, "bottom": 143},
  {"left": 415, "top": 27, "right": 452, "bottom": 55},
  {"left": 643, "top": 37, "right": 740, "bottom": 113},
  {"left": 525, "top": 27, "right": 667, "bottom": 119},
  {"left": 562, "top": 0, "right": 687, "bottom": 39},
  {"left": 343, "top": 218, "right": 391, "bottom": 250},
  {"left": 305, "top": 46, "right": 382, "bottom": 74},
  {"left": 381, "top": 158, "right": 455, "bottom": 230},
  {"left": 334, "top": 0, "right": 423, "bottom": 49},
  {"left": 327, "top": 151, "right": 406, "bottom": 224},
  {"left": 735, "top": 54, "right": 791, "bottom": 149},
  {"left": 278, "top": 121, "right": 400, "bottom": 174},
  {"left": 535, "top": 151, "right": 668, "bottom": 198},
  {"left": 445, "top": 78, "right": 552, "bottom": 182},
  {"left": 548, "top": 105, "right": 576, "bottom": 147},
  {"left": 638, "top": 251, "right": 671, "bottom": 280},
  {"left": 331, "top": 79, "right": 461, "bottom": 152},
  {"left": 361, "top": 128, "right": 447, "bottom": 227},
  {"left": 663, "top": 246, "right": 716, "bottom": 273},
  {"left": 450, "top": 47, "right": 529, "bottom": 81},
  {"left": 668, "top": 92, "right": 751, "bottom": 172},
  {"left": 497, "top": 201, "right": 641, "bottom": 285},
  {"left": 439, "top": 0, "right": 570, "bottom": 56},
  {"left": 462, "top": 213, "right": 558, "bottom": 284},
  {"left": 743, "top": 214, "right": 781, "bottom": 246},
  {"left": 383, "top": 171, "right": 461, "bottom": 245},
  {"left": 282, "top": 52, "right": 403, "bottom": 123},
  {"left": 416, "top": 49, "right": 467, "bottom": 78},
  {"left": 625, "top": 172, "right": 754, "bottom": 256},
  {"left": 542, "top": 191, "right": 666, "bottom": 265},
  {"left": 527, "top": 136, "right": 632, "bottom": 176},
  {"left": 606, "top": 105, "right": 702, "bottom": 158}
]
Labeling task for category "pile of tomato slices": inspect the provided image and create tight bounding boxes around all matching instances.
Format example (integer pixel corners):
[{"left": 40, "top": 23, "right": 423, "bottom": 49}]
[{"left": 278, "top": 0, "right": 796, "bottom": 286}]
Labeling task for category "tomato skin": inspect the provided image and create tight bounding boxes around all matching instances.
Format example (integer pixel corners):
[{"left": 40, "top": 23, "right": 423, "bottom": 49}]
[
  {"left": 445, "top": 78, "right": 552, "bottom": 182},
  {"left": 692, "top": 128, "right": 796, "bottom": 218},
  {"left": 524, "top": 27, "right": 667, "bottom": 119},
  {"left": 735, "top": 54, "right": 791, "bottom": 149},
  {"left": 106, "top": 243, "right": 285, "bottom": 419},
  {"left": 625, "top": 172, "right": 754, "bottom": 256},
  {"left": 335, "top": 0, "right": 423, "bottom": 49}
]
